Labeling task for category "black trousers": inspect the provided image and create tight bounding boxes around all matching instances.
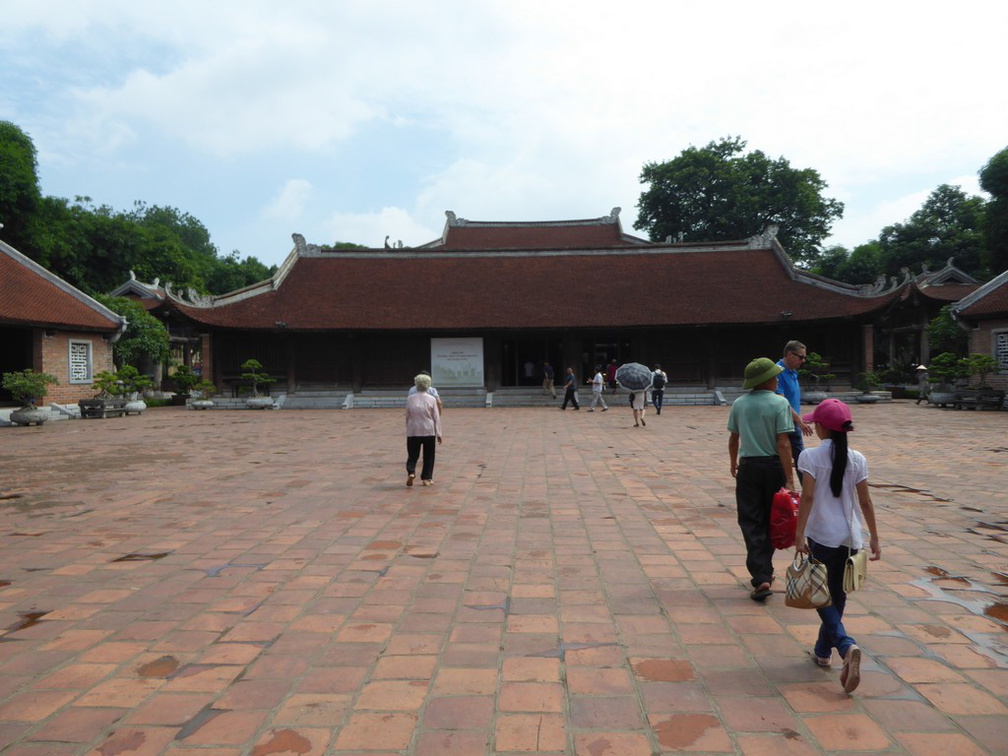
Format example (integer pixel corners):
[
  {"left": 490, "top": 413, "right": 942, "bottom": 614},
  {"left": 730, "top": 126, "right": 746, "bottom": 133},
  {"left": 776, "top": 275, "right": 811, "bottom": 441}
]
[
  {"left": 561, "top": 386, "right": 579, "bottom": 409},
  {"left": 406, "top": 435, "right": 436, "bottom": 481},
  {"left": 735, "top": 456, "right": 786, "bottom": 587}
]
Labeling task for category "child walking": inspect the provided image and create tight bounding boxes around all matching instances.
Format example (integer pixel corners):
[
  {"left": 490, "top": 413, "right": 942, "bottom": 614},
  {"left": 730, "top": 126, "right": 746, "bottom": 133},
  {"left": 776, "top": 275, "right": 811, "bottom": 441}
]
[{"left": 794, "top": 399, "right": 881, "bottom": 694}]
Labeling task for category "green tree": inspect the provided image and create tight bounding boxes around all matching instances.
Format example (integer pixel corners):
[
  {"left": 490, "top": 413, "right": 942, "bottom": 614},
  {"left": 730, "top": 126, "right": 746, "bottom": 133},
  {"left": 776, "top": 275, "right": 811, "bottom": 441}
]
[
  {"left": 635, "top": 137, "right": 844, "bottom": 263},
  {"left": 204, "top": 251, "right": 274, "bottom": 293},
  {"left": 926, "top": 304, "right": 969, "bottom": 356},
  {"left": 979, "top": 146, "right": 1008, "bottom": 273},
  {"left": 0, "top": 121, "right": 42, "bottom": 252},
  {"left": 94, "top": 295, "right": 171, "bottom": 368},
  {"left": 876, "top": 184, "right": 987, "bottom": 280}
]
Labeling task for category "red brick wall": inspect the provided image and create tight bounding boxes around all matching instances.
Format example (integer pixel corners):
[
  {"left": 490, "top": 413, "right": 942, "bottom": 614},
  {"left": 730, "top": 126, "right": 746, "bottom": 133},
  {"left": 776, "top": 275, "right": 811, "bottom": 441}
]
[{"left": 37, "top": 329, "right": 116, "bottom": 405}]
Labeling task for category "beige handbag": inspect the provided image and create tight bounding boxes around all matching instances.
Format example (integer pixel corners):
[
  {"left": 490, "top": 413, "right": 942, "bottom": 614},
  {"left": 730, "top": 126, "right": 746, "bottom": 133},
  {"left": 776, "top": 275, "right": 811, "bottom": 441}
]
[
  {"left": 843, "top": 499, "right": 868, "bottom": 593},
  {"left": 785, "top": 554, "right": 832, "bottom": 609}
]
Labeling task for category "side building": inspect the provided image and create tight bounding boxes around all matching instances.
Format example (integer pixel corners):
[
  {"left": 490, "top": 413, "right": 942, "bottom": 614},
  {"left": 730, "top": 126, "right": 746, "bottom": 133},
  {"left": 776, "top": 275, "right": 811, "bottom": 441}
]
[{"left": 1, "top": 239, "right": 125, "bottom": 407}]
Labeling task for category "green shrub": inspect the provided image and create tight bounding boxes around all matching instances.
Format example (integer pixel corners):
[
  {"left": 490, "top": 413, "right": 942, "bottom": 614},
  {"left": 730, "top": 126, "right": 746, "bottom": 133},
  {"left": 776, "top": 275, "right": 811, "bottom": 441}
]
[{"left": 2, "top": 369, "right": 58, "bottom": 408}]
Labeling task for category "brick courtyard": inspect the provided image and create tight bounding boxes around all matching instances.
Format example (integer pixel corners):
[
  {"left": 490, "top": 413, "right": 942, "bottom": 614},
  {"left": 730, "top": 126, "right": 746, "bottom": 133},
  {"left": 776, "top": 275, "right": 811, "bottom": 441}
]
[{"left": 0, "top": 402, "right": 1005, "bottom": 754}]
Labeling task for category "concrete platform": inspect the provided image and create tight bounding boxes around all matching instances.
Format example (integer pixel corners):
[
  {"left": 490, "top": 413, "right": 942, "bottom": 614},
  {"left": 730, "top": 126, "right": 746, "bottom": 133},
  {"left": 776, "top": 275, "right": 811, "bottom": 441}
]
[{"left": 0, "top": 401, "right": 1004, "bottom": 754}]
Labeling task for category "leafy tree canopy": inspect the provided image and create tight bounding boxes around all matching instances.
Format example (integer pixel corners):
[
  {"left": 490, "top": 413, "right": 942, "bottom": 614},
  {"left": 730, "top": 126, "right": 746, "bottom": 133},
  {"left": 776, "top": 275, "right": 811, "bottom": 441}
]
[
  {"left": 876, "top": 184, "right": 986, "bottom": 280},
  {"left": 0, "top": 120, "right": 42, "bottom": 252},
  {"left": 979, "top": 146, "right": 1008, "bottom": 273},
  {"left": 635, "top": 136, "right": 844, "bottom": 263},
  {"left": 93, "top": 294, "right": 171, "bottom": 368}
]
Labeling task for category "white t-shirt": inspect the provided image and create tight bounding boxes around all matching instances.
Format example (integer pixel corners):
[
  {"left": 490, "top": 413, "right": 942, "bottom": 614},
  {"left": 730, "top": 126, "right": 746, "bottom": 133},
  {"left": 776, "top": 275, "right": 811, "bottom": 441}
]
[
  {"left": 797, "top": 438, "right": 868, "bottom": 549},
  {"left": 408, "top": 385, "right": 439, "bottom": 397},
  {"left": 592, "top": 372, "right": 604, "bottom": 390}
]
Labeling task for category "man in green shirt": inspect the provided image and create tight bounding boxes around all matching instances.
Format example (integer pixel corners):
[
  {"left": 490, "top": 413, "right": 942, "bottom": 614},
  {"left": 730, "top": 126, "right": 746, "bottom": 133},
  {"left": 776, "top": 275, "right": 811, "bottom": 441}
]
[{"left": 728, "top": 358, "right": 796, "bottom": 601}]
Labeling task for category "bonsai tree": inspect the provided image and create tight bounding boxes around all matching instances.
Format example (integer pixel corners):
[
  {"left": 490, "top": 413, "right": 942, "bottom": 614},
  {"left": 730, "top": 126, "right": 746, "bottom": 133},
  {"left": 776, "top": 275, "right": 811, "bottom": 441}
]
[
  {"left": 798, "top": 351, "right": 835, "bottom": 391},
  {"left": 2, "top": 369, "right": 58, "bottom": 409},
  {"left": 92, "top": 370, "right": 126, "bottom": 398},
  {"left": 240, "top": 359, "right": 275, "bottom": 398},
  {"left": 116, "top": 365, "right": 154, "bottom": 397},
  {"left": 928, "top": 352, "right": 968, "bottom": 389},
  {"left": 962, "top": 353, "right": 998, "bottom": 389},
  {"left": 854, "top": 371, "right": 881, "bottom": 394},
  {"left": 192, "top": 379, "right": 217, "bottom": 399},
  {"left": 171, "top": 365, "right": 200, "bottom": 396}
]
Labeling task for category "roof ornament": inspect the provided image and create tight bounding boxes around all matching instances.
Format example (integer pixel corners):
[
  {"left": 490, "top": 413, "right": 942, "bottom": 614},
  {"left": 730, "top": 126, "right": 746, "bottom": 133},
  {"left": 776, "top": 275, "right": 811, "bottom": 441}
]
[
  {"left": 384, "top": 235, "right": 392, "bottom": 249},
  {"left": 748, "top": 224, "right": 779, "bottom": 248},
  {"left": 129, "top": 269, "right": 136, "bottom": 280},
  {"left": 186, "top": 287, "right": 213, "bottom": 307},
  {"left": 856, "top": 274, "right": 889, "bottom": 295},
  {"left": 292, "top": 232, "right": 321, "bottom": 257},
  {"left": 606, "top": 207, "right": 621, "bottom": 223}
]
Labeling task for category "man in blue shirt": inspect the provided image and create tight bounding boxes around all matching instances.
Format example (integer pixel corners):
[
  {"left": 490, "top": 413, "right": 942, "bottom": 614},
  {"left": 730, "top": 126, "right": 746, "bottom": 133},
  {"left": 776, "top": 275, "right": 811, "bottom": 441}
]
[{"left": 776, "top": 340, "right": 813, "bottom": 469}]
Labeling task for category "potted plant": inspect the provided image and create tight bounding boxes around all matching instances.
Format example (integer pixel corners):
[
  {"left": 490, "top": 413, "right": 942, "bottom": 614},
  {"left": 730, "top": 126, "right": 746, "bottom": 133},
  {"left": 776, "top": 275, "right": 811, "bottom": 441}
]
[
  {"left": 958, "top": 353, "right": 1004, "bottom": 409},
  {"left": 79, "top": 370, "right": 129, "bottom": 419},
  {"left": 854, "top": 371, "right": 881, "bottom": 403},
  {"left": 241, "top": 359, "right": 275, "bottom": 409},
  {"left": 170, "top": 365, "right": 200, "bottom": 406},
  {"left": 190, "top": 379, "right": 217, "bottom": 410},
  {"left": 117, "top": 365, "right": 154, "bottom": 415},
  {"left": 927, "top": 352, "right": 966, "bottom": 407},
  {"left": 798, "top": 351, "right": 835, "bottom": 405},
  {"left": 2, "top": 369, "right": 58, "bottom": 426}
]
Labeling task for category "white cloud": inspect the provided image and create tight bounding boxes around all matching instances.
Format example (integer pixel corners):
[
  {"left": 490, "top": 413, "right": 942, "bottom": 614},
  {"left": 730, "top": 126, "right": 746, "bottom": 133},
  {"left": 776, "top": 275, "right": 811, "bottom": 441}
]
[
  {"left": 264, "top": 179, "right": 313, "bottom": 221},
  {"left": 322, "top": 206, "right": 436, "bottom": 249}
]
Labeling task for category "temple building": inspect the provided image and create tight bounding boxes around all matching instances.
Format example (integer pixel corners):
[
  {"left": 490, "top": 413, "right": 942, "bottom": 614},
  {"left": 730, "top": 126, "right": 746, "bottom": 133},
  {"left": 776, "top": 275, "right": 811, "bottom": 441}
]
[{"left": 132, "top": 209, "right": 923, "bottom": 397}]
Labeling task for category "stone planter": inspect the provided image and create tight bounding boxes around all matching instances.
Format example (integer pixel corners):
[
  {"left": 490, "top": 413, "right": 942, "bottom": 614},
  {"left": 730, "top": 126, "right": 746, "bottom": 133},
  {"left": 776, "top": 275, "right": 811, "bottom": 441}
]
[
  {"left": 79, "top": 398, "right": 128, "bottom": 419},
  {"left": 190, "top": 399, "right": 215, "bottom": 410},
  {"left": 854, "top": 393, "right": 880, "bottom": 404},
  {"left": 803, "top": 391, "right": 828, "bottom": 405},
  {"left": 930, "top": 391, "right": 956, "bottom": 408},
  {"left": 10, "top": 407, "right": 50, "bottom": 426},
  {"left": 124, "top": 395, "right": 147, "bottom": 415},
  {"left": 245, "top": 396, "right": 274, "bottom": 410}
]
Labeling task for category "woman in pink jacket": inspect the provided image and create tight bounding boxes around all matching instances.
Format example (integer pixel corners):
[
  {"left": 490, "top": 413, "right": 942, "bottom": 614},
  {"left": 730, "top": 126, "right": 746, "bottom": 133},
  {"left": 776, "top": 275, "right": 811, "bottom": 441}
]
[{"left": 405, "top": 373, "right": 443, "bottom": 486}]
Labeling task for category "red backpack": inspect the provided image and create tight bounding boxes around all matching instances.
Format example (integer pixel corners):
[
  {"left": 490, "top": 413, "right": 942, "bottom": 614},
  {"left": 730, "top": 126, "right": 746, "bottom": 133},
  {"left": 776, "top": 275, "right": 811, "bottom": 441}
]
[{"left": 770, "top": 488, "right": 800, "bottom": 549}]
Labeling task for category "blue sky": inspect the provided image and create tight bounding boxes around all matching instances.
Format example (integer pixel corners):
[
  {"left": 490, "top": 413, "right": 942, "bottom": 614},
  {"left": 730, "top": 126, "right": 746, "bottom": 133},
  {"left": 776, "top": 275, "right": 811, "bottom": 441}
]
[{"left": 3, "top": 1, "right": 1005, "bottom": 270}]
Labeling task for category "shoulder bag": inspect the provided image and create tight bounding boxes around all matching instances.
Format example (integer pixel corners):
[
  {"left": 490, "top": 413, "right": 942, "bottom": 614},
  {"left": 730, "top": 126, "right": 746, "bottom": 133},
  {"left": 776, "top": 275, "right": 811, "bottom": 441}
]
[{"left": 843, "top": 499, "right": 868, "bottom": 593}]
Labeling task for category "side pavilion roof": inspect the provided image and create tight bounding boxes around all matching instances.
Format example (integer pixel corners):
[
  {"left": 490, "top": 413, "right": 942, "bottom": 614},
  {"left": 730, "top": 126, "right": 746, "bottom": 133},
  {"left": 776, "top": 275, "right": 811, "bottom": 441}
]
[{"left": 1, "top": 240, "right": 125, "bottom": 333}]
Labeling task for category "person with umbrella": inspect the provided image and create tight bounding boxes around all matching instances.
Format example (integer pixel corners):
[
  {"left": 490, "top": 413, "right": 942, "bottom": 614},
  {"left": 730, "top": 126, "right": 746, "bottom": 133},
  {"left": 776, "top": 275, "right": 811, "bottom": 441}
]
[{"left": 615, "top": 362, "right": 652, "bottom": 427}]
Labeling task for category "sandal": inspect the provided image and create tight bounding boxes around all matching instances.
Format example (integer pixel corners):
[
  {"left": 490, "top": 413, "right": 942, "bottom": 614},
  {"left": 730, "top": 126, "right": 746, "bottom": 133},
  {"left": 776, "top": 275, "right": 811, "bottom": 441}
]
[{"left": 750, "top": 582, "right": 772, "bottom": 601}]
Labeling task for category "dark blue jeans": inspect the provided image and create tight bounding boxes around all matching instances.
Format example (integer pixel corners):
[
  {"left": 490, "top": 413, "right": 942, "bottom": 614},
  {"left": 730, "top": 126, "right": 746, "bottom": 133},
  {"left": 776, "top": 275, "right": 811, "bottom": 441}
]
[
  {"left": 808, "top": 537, "right": 857, "bottom": 660},
  {"left": 652, "top": 389, "right": 664, "bottom": 412}
]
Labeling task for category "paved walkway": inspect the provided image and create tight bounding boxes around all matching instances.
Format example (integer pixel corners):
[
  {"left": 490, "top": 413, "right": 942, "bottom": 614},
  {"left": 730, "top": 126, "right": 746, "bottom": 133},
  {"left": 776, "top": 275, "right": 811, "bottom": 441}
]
[{"left": 0, "top": 402, "right": 1005, "bottom": 755}]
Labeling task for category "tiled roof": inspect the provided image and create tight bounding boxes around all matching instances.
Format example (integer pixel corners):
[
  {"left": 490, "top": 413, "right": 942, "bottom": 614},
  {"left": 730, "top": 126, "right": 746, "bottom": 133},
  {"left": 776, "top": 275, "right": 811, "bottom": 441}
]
[
  {"left": 171, "top": 243, "right": 898, "bottom": 331},
  {"left": 953, "top": 269, "right": 1008, "bottom": 319},
  {"left": 417, "top": 208, "right": 649, "bottom": 250},
  {"left": 0, "top": 242, "right": 124, "bottom": 331}
]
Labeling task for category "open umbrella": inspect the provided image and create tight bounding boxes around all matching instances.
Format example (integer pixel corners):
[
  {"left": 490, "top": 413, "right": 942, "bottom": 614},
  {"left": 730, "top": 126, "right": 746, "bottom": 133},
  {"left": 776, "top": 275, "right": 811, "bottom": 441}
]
[{"left": 615, "top": 362, "right": 653, "bottom": 391}]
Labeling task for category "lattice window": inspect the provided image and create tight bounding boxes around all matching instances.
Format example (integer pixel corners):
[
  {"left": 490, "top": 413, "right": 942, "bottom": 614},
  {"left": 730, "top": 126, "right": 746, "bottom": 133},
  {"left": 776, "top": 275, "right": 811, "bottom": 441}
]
[
  {"left": 69, "top": 341, "right": 92, "bottom": 383},
  {"left": 995, "top": 331, "right": 1008, "bottom": 372}
]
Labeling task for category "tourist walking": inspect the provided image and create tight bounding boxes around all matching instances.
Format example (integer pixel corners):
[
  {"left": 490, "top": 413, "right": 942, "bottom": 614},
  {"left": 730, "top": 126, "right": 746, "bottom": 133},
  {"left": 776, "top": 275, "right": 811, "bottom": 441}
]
[
  {"left": 405, "top": 373, "right": 442, "bottom": 486},
  {"left": 651, "top": 363, "right": 668, "bottom": 414},
  {"left": 776, "top": 340, "right": 814, "bottom": 469},
  {"left": 727, "top": 357, "right": 795, "bottom": 601},
  {"left": 587, "top": 365, "right": 608, "bottom": 412},
  {"left": 795, "top": 399, "right": 881, "bottom": 694},
  {"left": 560, "top": 367, "right": 580, "bottom": 410},
  {"left": 542, "top": 361, "right": 556, "bottom": 398},
  {"left": 630, "top": 389, "right": 647, "bottom": 427},
  {"left": 915, "top": 365, "right": 930, "bottom": 405}
]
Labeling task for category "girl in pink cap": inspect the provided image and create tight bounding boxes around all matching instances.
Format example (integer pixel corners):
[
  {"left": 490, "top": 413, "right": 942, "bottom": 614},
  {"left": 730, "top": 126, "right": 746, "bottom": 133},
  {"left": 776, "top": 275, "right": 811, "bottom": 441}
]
[{"left": 794, "top": 398, "right": 881, "bottom": 694}]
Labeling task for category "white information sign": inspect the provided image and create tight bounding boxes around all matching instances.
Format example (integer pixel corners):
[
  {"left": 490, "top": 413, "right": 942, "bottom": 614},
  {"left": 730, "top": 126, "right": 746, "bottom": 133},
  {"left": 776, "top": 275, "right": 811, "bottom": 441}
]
[{"left": 431, "top": 338, "right": 484, "bottom": 387}]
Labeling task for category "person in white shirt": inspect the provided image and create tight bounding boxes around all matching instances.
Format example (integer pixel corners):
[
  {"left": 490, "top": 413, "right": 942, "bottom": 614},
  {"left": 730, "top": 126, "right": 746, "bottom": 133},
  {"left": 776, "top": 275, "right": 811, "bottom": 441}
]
[
  {"left": 587, "top": 365, "right": 608, "bottom": 412},
  {"left": 795, "top": 399, "right": 881, "bottom": 695}
]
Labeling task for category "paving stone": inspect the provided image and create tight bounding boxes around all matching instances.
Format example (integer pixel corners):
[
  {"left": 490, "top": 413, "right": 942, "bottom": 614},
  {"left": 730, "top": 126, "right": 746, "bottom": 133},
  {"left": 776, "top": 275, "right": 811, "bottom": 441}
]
[{"left": 0, "top": 403, "right": 1004, "bottom": 754}]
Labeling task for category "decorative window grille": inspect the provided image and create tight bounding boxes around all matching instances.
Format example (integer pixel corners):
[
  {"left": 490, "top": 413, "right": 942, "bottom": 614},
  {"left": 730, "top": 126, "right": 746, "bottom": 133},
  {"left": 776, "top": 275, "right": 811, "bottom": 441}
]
[
  {"left": 69, "top": 341, "right": 92, "bottom": 383},
  {"left": 995, "top": 331, "right": 1008, "bottom": 372}
]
